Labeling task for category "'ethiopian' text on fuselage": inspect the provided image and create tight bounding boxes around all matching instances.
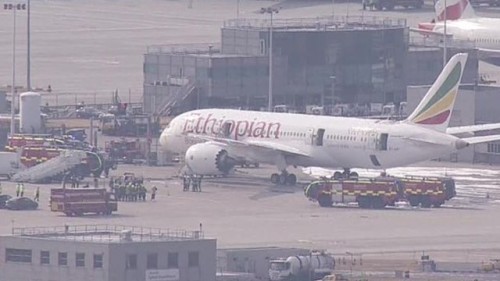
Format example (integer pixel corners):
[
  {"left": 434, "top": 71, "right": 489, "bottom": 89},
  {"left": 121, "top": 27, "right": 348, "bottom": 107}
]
[{"left": 182, "top": 113, "right": 281, "bottom": 140}]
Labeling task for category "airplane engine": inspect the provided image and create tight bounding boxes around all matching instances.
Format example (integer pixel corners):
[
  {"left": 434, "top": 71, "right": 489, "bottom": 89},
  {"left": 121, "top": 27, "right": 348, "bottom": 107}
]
[{"left": 185, "top": 142, "right": 237, "bottom": 175}]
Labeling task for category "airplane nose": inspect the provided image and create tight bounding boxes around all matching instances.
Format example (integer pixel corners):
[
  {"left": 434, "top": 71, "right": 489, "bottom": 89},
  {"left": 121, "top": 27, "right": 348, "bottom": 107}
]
[{"left": 159, "top": 132, "right": 168, "bottom": 147}]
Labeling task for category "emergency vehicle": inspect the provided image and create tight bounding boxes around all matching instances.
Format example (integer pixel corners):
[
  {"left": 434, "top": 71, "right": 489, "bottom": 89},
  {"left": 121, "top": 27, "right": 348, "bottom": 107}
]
[
  {"left": 305, "top": 176, "right": 455, "bottom": 209},
  {"left": 50, "top": 188, "right": 117, "bottom": 216}
]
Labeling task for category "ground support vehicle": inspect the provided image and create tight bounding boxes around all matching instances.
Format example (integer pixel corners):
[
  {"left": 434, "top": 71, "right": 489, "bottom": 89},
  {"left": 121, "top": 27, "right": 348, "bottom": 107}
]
[
  {"left": 50, "top": 188, "right": 117, "bottom": 216},
  {"left": 5, "top": 134, "right": 104, "bottom": 174},
  {"left": 269, "top": 251, "right": 335, "bottom": 281},
  {"left": 105, "top": 139, "right": 146, "bottom": 164},
  {"left": 305, "top": 177, "right": 401, "bottom": 208},
  {"left": 400, "top": 176, "right": 456, "bottom": 208},
  {"left": 305, "top": 176, "right": 455, "bottom": 209}
]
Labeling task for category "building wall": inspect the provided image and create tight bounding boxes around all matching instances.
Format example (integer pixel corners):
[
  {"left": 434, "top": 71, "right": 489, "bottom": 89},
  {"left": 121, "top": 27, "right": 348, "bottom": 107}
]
[
  {"left": 406, "top": 48, "right": 479, "bottom": 88},
  {"left": 144, "top": 25, "right": 410, "bottom": 112},
  {"left": 224, "top": 27, "right": 408, "bottom": 107},
  {"left": 0, "top": 237, "right": 111, "bottom": 281},
  {"left": 0, "top": 236, "right": 217, "bottom": 281},
  {"left": 107, "top": 239, "right": 217, "bottom": 281},
  {"left": 221, "top": 28, "right": 264, "bottom": 56}
]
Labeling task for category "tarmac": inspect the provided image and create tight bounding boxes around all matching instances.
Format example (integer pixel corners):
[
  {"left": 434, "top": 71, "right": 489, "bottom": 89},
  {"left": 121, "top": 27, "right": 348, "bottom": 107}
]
[
  {"left": 1, "top": 161, "right": 500, "bottom": 264},
  {"left": 0, "top": 0, "right": 499, "bottom": 105}
]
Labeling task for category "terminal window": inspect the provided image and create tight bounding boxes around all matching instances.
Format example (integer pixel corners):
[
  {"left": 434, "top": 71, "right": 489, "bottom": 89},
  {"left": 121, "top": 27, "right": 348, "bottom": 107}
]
[
  {"left": 188, "top": 251, "right": 199, "bottom": 267},
  {"left": 94, "top": 254, "right": 103, "bottom": 268},
  {"left": 76, "top": 253, "right": 85, "bottom": 267},
  {"left": 5, "top": 248, "right": 32, "bottom": 263},
  {"left": 126, "top": 254, "right": 137, "bottom": 269},
  {"left": 168, "top": 252, "right": 179, "bottom": 268},
  {"left": 40, "top": 251, "right": 50, "bottom": 265},
  {"left": 58, "top": 252, "right": 68, "bottom": 266},
  {"left": 147, "top": 253, "right": 158, "bottom": 269}
]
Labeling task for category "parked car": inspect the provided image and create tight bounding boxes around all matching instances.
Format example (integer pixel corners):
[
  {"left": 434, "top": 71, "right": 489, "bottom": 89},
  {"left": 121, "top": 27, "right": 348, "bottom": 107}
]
[
  {"left": 0, "top": 194, "right": 13, "bottom": 209},
  {"left": 5, "top": 197, "right": 38, "bottom": 210}
]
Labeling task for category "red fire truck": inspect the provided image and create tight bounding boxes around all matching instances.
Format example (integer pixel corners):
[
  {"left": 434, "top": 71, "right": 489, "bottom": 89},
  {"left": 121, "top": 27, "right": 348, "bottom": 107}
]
[
  {"left": 305, "top": 176, "right": 455, "bottom": 209},
  {"left": 50, "top": 188, "right": 117, "bottom": 216}
]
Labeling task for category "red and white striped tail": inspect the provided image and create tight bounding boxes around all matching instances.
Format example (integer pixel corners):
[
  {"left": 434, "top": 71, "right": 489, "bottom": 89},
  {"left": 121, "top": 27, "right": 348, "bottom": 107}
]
[{"left": 435, "top": 0, "right": 476, "bottom": 21}]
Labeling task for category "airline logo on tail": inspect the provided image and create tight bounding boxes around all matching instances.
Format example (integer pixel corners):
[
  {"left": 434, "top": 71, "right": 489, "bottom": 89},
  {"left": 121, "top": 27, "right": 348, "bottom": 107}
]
[
  {"left": 410, "top": 63, "right": 461, "bottom": 125},
  {"left": 406, "top": 53, "right": 468, "bottom": 132},
  {"left": 435, "top": 0, "right": 476, "bottom": 21}
]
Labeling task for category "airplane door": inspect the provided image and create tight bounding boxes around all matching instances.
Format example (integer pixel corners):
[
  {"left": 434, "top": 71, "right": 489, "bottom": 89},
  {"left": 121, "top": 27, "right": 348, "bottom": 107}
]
[
  {"left": 221, "top": 122, "right": 233, "bottom": 138},
  {"left": 376, "top": 133, "right": 388, "bottom": 151},
  {"left": 307, "top": 128, "right": 325, "bottom": 146},
  {"left": 315, "top": 128, "right": 325, "bottom": 146}
]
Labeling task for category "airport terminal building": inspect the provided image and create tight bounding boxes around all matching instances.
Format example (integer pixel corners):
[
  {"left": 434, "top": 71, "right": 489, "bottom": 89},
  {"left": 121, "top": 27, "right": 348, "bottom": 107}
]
[
  {"left": 0, "top": 225, "right": 216, "bottom": 281},
  {"left": 143, "top": 16, "right": 409, "bottom": 114},
  {"left": 143, "top": 16, "right": 479, "bottom": 116}
]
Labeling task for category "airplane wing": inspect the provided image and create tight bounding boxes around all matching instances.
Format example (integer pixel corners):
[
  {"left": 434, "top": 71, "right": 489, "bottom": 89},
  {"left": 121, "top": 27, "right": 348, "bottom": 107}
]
[
  {"left": 447, "top": 123, "right": 500, "bottom": 135},
  {"left": 409, "top": 27, "right": 446, "bottom": 37},
  {"left": 462, "top": 135, "right": 500, "bottom": 144},
  {"left": 187, "top": 134, "right": 311, "bottom": 157},
  {"left": 477, "top": 48, "right": 500, "bottom": 59}
]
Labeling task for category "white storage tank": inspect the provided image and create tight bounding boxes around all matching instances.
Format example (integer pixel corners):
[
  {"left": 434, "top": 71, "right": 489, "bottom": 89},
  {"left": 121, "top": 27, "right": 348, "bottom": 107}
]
[{"left": 19, "top": 91, "right": 41, "bottom": 134}]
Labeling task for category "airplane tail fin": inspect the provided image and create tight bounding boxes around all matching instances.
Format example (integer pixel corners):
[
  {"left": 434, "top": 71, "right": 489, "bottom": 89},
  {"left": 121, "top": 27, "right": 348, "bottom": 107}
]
[
  {"left": 405, "top": 53, "right": 468, "bottom": 133},
  {"left": 435, "top": 0, "right": 476, "bottom": 21}
]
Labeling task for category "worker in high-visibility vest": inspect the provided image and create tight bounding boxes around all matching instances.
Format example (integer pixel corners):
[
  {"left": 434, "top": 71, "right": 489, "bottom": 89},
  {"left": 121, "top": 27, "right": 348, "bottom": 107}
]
[
  {"left": 20, "top": 183, "right": 25, "bottom": 197},
  {"left": 34, "top": 186, "right": 40, "bottom": 202}
]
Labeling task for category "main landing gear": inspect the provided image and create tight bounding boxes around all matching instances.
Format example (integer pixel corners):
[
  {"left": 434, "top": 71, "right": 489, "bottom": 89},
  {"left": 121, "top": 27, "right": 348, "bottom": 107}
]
[
  {"left": 332, "top": 169, "right": 358, "bottom": 180},
  {"left": 271, "top": 171, "right": 297, "bottom": 186}
]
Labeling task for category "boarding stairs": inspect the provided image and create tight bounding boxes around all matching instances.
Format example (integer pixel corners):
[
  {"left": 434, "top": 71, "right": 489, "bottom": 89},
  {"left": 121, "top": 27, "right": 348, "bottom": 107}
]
[
  {"left": 11, "top": 150, "right": 87, "bottom": 183},
  {"left": 157, "top": 80, "right": 197, "bottom": 116}
]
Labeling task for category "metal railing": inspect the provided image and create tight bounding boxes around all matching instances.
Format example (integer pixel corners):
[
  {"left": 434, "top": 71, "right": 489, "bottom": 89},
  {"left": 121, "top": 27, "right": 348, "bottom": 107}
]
[
  {"left": 157, "top": 79, "right": 197, "bottom": 117},
  {"left": 147, "top": 43, "right": 221, "bottom": 54},
  {"left": 224, "top": 16, "right": 407, "bottom": 30},
  {"left": 12, "top": 224, "right": 205, "bottom": 242}
]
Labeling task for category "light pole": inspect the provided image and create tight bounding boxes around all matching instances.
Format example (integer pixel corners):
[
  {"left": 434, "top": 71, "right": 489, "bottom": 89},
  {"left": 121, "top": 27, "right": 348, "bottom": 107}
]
[
  {"left": 261, "top": 7, "right": 279, "bottom": 112},
  {"left": 4, "top": 3, "right": 26, "bottom": 136},
  {"left": 443, "top": 0, "right": 447, "bottom": 67},
  {"left": 27, "top": 0, "right": 31, "bottom": 90}
]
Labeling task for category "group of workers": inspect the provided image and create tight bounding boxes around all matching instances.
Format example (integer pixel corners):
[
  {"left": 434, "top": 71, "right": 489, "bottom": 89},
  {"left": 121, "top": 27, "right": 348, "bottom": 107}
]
[
  {"left": 109, "top": 175, "right": 156, "bottom": 201},
  {"left": 362, "top": 0, "right": 377, "bottom": 10},
  {"left": 182, "top": 174, "right": 203, "bottom": 192}
]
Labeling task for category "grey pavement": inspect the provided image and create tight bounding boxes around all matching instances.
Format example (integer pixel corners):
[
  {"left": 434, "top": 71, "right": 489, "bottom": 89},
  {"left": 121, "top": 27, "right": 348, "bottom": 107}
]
[{"left": 1, "top": 162, "right": 500, "bottom": 264}]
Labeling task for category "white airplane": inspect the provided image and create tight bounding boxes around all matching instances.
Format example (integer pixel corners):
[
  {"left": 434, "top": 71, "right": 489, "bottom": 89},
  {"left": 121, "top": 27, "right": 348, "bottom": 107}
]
[
  {"left": 159, "top": 53, "right": 500, "bottom": 185},
  {"left": 415, "top": 0, "right": 500, "bottom": 65}
]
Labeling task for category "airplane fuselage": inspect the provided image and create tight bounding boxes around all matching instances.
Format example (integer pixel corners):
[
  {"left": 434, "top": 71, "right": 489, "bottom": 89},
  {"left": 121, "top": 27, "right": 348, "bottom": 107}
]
[
  {"left": 160, "top": 109, "right": 461, "bottom": 170},
  {"left": 433, "top": 18, "right": 500, "bottom": 49}
]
